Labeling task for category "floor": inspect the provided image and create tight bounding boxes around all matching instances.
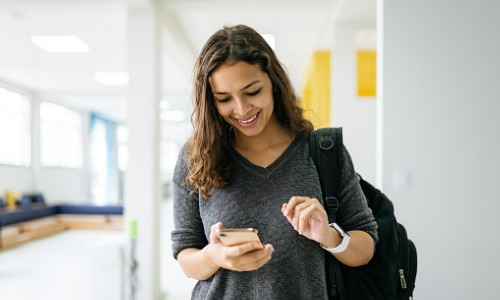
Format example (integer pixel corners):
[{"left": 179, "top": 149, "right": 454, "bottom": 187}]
[{"left": 0, "top": 199, "right": 196, "bottom": 300}]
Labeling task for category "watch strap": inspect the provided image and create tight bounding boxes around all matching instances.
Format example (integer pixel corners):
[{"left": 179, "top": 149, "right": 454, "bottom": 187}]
[{"left": 320, "top": 222, "right": 350, "bottom": 253}]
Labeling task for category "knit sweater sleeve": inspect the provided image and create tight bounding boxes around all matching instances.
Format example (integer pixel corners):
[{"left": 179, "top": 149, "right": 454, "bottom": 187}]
[
  {"left": 336, "top": 145, "right": 379, "bottom": 245},
  {"left": 170, "top": 143, "right": 208, "bottom": 259}
]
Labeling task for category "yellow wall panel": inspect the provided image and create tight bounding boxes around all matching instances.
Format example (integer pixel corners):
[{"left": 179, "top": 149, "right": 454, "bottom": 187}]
[
  {"left": 357, "top": 51, "right": 377, "bottom": 97},
  {"left": 301, "top": 51, "right": 330, "bottom": 128}
]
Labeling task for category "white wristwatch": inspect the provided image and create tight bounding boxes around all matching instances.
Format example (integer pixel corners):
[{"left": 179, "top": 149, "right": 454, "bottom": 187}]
[{"left": 320, "top": 223, "right": 351, "bottom": 254}]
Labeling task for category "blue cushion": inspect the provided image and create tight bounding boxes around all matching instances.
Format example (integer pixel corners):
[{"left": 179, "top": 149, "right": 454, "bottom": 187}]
[
  {"left": 23, "top": 193, "right": 45, "bottom": 204},
  {"left": 0, "top": 206, "right": 58, "bottom": 227},
  {"left": 0, "top": 204, "right": 123, "bottom": 227},
  {"left": 57, "top": 205, "right": 123, "bottom": 215},
  {"left": 16, "top": 196, "right": 33, "bottom": 208}
]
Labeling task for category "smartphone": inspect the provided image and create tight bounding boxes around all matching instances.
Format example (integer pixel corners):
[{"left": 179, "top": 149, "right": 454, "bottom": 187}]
[{"left": 216, "top": 228, "right": 264, "bottom": 249}]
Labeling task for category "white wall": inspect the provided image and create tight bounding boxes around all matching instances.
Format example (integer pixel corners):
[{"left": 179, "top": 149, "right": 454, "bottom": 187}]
[
  {"left": 332, "top": 25, "right": 377, "bottom": 184},
  {"left": 381, "top": 0, "right": 500, "bottom": 299},
  {"left": 0, "top": 166, "right": 33, "bottom": 195},
  {"left": 36, "top": 169, "right": 87, "bottom": 204},
  {"left": 0, "top": 159, "right": 87, "bottom": 205}
]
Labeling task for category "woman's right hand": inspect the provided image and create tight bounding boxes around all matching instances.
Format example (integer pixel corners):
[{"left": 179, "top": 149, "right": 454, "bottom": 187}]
[{"left": 206, "top": 222, "right": 274, "bottom": 272}]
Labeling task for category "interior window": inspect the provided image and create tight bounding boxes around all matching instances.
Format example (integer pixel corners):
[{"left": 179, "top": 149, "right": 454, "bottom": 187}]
[
  {"left": 40, "top": 101, "right": 83, "bottom": 168},
  {"left": 0, "top": 85, "right": 31, "bottom": 167}
]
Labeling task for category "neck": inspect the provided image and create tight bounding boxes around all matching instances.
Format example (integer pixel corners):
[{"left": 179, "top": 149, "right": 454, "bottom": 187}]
[{"left": 233, "top": 116, "right": 293, "bottom": 153}]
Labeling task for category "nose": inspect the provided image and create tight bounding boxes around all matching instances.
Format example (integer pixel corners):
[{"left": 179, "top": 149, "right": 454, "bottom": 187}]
[{"left": 234, "top": 97, "right": 252, "bottom": 116}]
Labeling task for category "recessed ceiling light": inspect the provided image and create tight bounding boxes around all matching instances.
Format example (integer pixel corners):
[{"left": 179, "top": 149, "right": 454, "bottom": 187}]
[
  {"left": 93, "top": 72, "right": 129, "bottom": 86},
  {"left": 30, "top": 35, "right": 89, "bottom": 53}
]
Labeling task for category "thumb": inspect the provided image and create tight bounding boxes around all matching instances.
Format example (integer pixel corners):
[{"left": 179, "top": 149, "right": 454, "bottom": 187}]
[{"left": 209, "top": 222, "right": 223, "bottom": 243}]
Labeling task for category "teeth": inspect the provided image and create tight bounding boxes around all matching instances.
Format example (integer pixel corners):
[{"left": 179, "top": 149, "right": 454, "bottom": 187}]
[{"left": 240, "top": 113, "right": 258, "bottom": 124}]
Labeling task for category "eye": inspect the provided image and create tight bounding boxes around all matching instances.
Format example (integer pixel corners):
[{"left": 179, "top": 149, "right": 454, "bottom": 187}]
[
  {"left": 215, "top": 97, "right": 230, "bottom": 103},
  {"left": 247, "top": 89, "right": 261, "bottom": 97}
]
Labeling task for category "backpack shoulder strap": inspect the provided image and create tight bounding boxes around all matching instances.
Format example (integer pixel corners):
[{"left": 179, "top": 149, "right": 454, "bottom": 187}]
[
  {"left": 309, "top": 127, "right": 343, "bottom": 223},
  {"left": 310, "top": 127, "right": 346, "bottom": 300}
]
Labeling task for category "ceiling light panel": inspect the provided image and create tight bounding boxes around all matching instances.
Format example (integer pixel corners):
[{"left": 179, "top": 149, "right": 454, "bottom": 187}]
[{"left": 30, "top": 35, "right": 90, "bottom": 53}]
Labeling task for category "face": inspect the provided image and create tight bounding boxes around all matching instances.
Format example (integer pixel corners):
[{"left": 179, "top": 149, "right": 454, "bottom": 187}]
[{"left": 209, "top": 61, "right": 276, "bottom": 139}]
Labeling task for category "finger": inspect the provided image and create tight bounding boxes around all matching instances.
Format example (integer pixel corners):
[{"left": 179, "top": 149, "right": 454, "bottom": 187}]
[
  {"left": 309, "top": 197, "right": 321, "bottom": 206},
  {"left": 282, "top": 203, "right": 294, "bottom": 224},
  {"left": 286, "top": 196, "right": 309, "bottom": 211},
  {"left": 297, "top": 204, "right": 319, "bottom": 235},
  {"left": 287, "top": 196, "right": 307, "bottom": 220},
  {"left": 236, "top": 244, "right": 274, "bottom": 271},
  {"left": 249, "top": 244, "right": 274, "bottom": 268},
  {"left": 210, "top": 222, "right": 223, "bottom": 243},
  {"left": 292, "top": 198, "right": 312, "bottom": 229},
  {"left": 227, "top": 240, "right": 265, "bottom": 257}
]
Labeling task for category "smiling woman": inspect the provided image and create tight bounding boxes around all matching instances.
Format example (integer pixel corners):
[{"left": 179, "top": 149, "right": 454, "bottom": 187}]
[{"left": 170, "top": 24, "right": 377, "bottom": 300}]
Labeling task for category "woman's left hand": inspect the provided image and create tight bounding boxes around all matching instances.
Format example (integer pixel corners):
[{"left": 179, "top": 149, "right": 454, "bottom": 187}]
[{"left": 281, "top": 196, "right": 330, "bottom": 244}]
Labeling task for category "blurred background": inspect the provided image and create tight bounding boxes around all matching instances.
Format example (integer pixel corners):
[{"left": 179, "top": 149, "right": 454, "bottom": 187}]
[{"left": 0, "top": 0, "right": 499, "bottom": 299}]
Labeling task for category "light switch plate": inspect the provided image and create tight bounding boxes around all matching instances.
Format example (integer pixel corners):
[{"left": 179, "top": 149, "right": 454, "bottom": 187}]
[{"left": 393, "top": 169, "right": 411, "bottom": 192}]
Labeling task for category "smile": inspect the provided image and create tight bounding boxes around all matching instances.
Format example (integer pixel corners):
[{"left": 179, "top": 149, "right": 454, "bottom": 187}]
[{"left": 238, "top": 112, "right": 259, "bottom": 124}]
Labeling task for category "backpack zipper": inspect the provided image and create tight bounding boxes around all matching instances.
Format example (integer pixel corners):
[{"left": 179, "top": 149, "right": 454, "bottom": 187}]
[
  {"left": 399, "top": 268, "right": 407, "bottom": 289},
  {"left": 397, "top": 224, "right": 409, "bottom": 296}
]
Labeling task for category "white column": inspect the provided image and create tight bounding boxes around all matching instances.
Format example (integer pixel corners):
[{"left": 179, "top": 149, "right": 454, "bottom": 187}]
[
  {"left": 125, "top": 2, "right": 161, "bottom": 300},
  {"left": 331, "top": 25, "right": 357, "bottom": 127}
]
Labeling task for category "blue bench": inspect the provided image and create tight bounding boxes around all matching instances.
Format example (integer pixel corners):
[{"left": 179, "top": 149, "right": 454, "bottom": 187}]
[{"left": 0, "top": 204, "right": 123, "bottom": 227}]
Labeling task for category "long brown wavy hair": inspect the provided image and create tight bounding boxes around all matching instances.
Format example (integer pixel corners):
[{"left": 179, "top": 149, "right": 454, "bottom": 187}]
[{"left": 186, "top": 24, "right": 313, "bottom": 198}]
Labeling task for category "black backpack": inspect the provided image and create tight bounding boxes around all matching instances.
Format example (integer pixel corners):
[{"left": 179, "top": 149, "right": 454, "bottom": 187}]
[{"left": 309, "top": 127, "right": 417, "bottom": 300}]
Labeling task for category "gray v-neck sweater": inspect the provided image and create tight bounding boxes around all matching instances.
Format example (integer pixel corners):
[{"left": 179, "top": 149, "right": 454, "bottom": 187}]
[{"left": 171, "top": 136, "right": 377, "bottom": 300}]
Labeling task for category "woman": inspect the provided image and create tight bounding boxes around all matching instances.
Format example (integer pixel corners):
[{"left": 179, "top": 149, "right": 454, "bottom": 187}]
[{"left": 171, "top": 24, "right": 378, "bottom": 299}]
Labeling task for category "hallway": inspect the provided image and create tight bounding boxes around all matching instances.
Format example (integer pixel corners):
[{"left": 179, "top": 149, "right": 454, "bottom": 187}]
[{"left": 0, "top": 199, "right": 196, "bottom": 300}]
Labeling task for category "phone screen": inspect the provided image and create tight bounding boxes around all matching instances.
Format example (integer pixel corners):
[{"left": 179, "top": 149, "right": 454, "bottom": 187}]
[{"left": 216, "top": 228, "right": 264, "bottom": 249}]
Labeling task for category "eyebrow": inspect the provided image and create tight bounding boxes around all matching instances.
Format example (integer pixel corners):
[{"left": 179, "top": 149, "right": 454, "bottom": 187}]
[{"left": 213, "top": 80, "right": 261, "bottom": 95}]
